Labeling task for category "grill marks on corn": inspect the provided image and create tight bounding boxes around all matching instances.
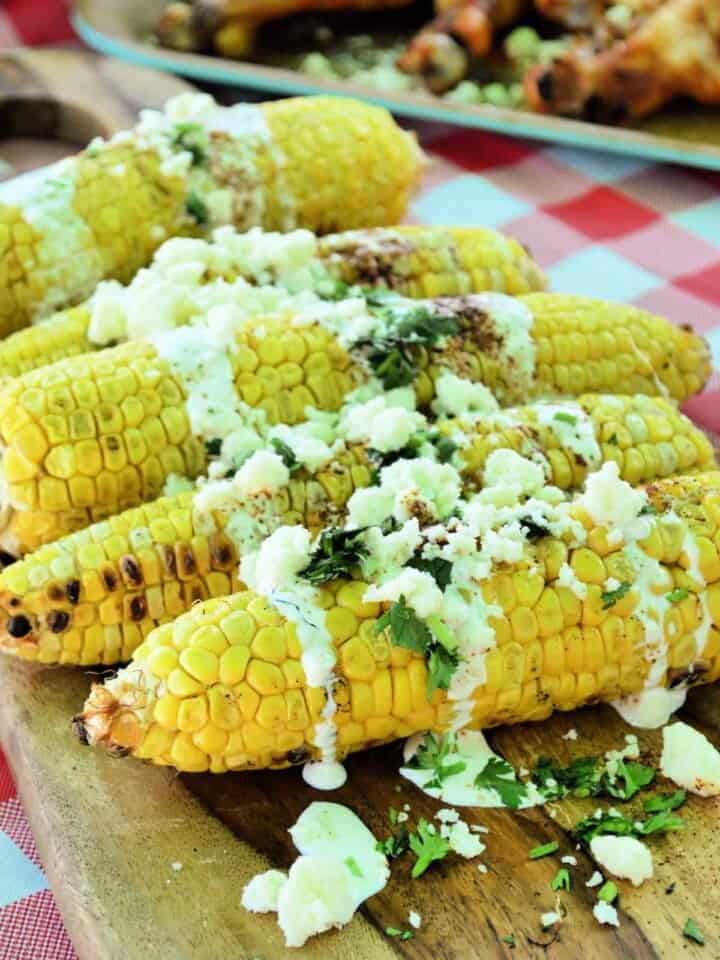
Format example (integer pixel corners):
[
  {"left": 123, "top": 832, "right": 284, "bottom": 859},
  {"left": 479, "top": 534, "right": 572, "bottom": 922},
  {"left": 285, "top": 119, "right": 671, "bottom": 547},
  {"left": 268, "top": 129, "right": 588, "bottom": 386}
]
[{"left": 0, "top": 448, "right": 374, "bottom": 664}]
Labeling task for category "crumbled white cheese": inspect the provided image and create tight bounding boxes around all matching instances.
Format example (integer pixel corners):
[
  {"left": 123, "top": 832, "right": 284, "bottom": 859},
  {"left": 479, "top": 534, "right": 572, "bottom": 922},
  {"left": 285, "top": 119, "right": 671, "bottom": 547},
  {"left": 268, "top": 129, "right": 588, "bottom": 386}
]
[
  {"left": 241, "top": 869, "right": 288, "bottom": 913},
  {"left": 435, "top": 808, "right": 460, "bottom": 824},
  {"left": 243, "top": 802, "right": 390, "bottom": 948},
  {"left": 431, "top": 371, "right": 500, "bottom": 417},
  {"left": 661, "top": 722, "right": 720, "bottom": 796},
  {"left": 541, "top": 911, "right": 561, "bottom": 928},
  {"left": 482, "top": 449, "right": 546, "bottom": 500},
  {"left": 268, "top": 423, "right": 336, "bottom": 473},
  {"left": 557, "top": 563, "right": 588, "bottom": 601},
  {"left": 536, "top": 403, "right": 601, "bottom": 470},
  {"left": 364, "top": 568, "right": 444, "bottom": 619},
  {"left": 590, "top": 836, "right": 653, "bottom": 886},
  {"left": 593, "top": 901, "right": 619, "bottom": 927},
  {"left": 234, "top": 451, "right": 289, "bottom": 496},
  {"left": 586, "top": 871, "right": 604, "bottom": 888},
  {"left": 347, "top": 456, "right": 462, "bottom": 529},
  {"left": 441, "top": 819, "right": 486, "bottom": 859},
  {"left": 576, "top": 461, "right": 651, "bottom": 545},
  {"left": 162, "top": 473, "right": 196, "bottom": 497},
  {"left": 339, "top": 394, "right": 425, "bottom": 453},
  {"left": 561, "top": 728, "right": 579, "bottom": 742},
  {"left": 240, "top": 525, "right": 313, "bottom": 596},
  {"left": 171, "top": 861, "right": 183, "bottom": 871},
  {"left": 360, "top": 519, "right": 422, "bottom": 582},
  {"left": 408, "top": 910, "right": 422, "bottom": 929}
]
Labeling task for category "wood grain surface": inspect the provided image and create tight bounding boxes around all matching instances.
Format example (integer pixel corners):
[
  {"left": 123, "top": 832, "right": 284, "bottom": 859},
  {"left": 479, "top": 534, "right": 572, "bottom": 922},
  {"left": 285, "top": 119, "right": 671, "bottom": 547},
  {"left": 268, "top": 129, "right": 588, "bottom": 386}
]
[{"left": 2, "top": 653, "right": 720, "bottom": 960}]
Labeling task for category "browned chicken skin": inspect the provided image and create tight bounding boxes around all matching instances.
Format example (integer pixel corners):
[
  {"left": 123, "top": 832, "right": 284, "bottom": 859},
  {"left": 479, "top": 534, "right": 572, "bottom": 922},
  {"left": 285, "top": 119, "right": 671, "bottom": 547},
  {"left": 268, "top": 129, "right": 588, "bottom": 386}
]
[{"left": 526, "top": 0, "right": 720, "bottom": 121}]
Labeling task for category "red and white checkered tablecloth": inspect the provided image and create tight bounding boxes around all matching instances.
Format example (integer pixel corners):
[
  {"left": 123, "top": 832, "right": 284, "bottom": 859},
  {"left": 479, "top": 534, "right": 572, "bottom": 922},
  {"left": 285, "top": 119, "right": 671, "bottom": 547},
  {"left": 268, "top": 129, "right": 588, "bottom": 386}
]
[{"left": 1, "top": 5, "right": 719, "bottom": 959}]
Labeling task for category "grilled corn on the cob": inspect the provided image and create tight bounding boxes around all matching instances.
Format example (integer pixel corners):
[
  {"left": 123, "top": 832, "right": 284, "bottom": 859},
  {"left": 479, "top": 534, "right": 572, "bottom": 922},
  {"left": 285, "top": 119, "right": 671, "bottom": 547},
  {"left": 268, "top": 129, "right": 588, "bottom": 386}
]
[
  {"left": 0, "top": 394, "right": 713, "bottom": 665},
  {"left": 0, "top": 93, "right": 423, "bottom": 336},
  {"left": 0, "top": 225, "right": 546, "bottom": 382},
  {"left": 0, "top": 293, "right": 710, "bottom": 554},
  {"left": 76, "top": 470, "right": 720, "bottom": 773}
]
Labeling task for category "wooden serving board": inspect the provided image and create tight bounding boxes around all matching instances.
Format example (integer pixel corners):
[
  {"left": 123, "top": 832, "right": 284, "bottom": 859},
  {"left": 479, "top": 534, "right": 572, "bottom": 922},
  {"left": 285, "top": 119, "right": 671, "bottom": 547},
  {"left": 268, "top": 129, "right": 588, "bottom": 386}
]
[{"left": 3, "top": 656, "right": 720, "bottom": 959}]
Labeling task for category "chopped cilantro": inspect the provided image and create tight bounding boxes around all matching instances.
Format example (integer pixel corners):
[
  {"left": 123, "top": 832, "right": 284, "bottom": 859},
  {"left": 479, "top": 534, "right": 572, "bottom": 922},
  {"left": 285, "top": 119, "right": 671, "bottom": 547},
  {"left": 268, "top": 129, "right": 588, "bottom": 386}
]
[
  {"left": 502, "top": 934, "right": 516, "bottom": 947},
  {"left": 529, "top": 840, "right": 559, "bottom": 860},
  {"left": 683, "top": 918, "right": 705, "bottom": 945},
  {"left": 344, "top": 857, "right": 363, "bottom": 877},
  {"left": 204, "top": 437, "right": 222, "bottom": 457},
  {"left": 376, "top": 597, "right": 459, "bottom": 697},
  {"left": 170, "top": 122, "right": 208, "bottom": 165},
  {"left": 551, "top": 867, "right": 571, "bottom": 892},
  {"left": 639, "top": 503, "right": 657, "bottom": 516},
  {"left": 359, "top": 306, "right": 459, "bottom": 389},
  {"left": 407, "top": 555, "right": 453, "bottom": 590},
  {"left": 408, "top": 733, "right": 466, "bottom": 789},
  {"left": 386, "top": 927, "right": 413, "bottom": 940},
  {"left": 270, "top": 438, "right": 302, "bottom": 474},
  {"left": 643, "top": 790, "right": 686, "bottom": 814},
  {"left": 607, "top": 433, "right": 618, "bottom": 445},
  {"left": 666, "top": 587, "right": 690, "bottom": 603},
  {"left": 518, "top": 516, "right": 551, "bottom": 541},
  {"left": 435, "top": 435, "right": 458, "bottom": 464},
  {"left": 474, "top": 757, "right": 528, "bottom": 810},
  {"left": 376, "top": 815, "right": 410, "bottom": 860},
  {"left": 597, "top": 881, "right": 618, "bottom": 904},
  {"left": 319, "top": 279, "right": 352, "bottom": 301},
  {"left": 600, "top": 580, "right": 632, "bottom": 610},
  {"left": 185, "top": 191, "right": 209, "bottom": 224},
  {"left": 389, "top": 807, "right": 399, "bottom": 826},
  {"left": 300, "top": 527, "right": 369, "bottom": 584},
  {"left": 553, "top": 411, "right": 577, "bottom": 426},
  {"left": 575, "top": 807, "right": 684, "bottom": 844},
  {"left": 409, "top": 818, "right": 450, "bottom": 878},
  {"left": 533, "top": 755, "right": 654, "bottom": 802}
]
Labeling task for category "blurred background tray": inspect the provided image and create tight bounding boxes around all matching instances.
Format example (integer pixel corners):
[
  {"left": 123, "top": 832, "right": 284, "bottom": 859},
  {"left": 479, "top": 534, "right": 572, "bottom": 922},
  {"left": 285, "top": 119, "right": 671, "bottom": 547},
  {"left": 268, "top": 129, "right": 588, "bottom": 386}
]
[{"left": 73, "top": 0, "right": 720, "bottom": 171}]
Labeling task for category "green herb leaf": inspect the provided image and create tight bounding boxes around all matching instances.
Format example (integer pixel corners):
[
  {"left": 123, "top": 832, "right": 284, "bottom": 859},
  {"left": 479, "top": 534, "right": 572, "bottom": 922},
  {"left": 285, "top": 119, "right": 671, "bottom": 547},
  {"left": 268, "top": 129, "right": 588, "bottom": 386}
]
[
  {"left": 600, "top": 580, "right": 632, "bottom": 610},
  {"left": 427, "top": 645, "right": 460, "bottom": 697},
  {"left": 408, "top": 733, "right": 466, "bottom": 789},
  {"left": 518, "top": 516, "right": 551, "bottom": 542},
  {"left": 666, "top": 587, "right": 689, "bottom": 603},
  {"left": 300, "top": 527, "right": 369, "bottom": 584},
  {"left": 605, "top": 760, "right": 656, "bottom": 801},
  {"left": 683, "top": 918, "right": 705, "bottom": 945},
  {"left": 170, "top": 122, "right": 208, "bottom": 165},
  {"left": 185, "top": 191, "right": 209, "bottom": 224},
  {"left": 597, "top": 881, "right": 618, "bottom": 904},
  {"left": 608, "top": 433, "right": 618, "bottom": 445},
  {"left": 553, "top": 411, "right": 577, "bottom": 426},
  {"left": 375, "top": 596, "right": 432, "bottom": 652},
  {"left": 475, "top": 757, "right": 528, "bottom": 810},
  {"left": 376, "top": 825, "right": 410, "bottom": 860},
  {"left": 551, "top": 867, "right": 571, "bottom": 891},
  {"left": 385, "top": 927, "right": 403, "bottom": 937},
  {"left": 435, "top": 435, "right": 458, "bottom": 464},
  {"left": 575, "top": 807, "right": 685, "bottom": 844},
  {"left": 344, "top": 856, "right": 363, "bottom": 877},
  {"left": 643, "top": 790, "right": 686, "bottom": 814},
  {"left": 529, "top": 840, "right": 559, "bottom": 860},
  {"left": 502, "top": 934, "right": 516, "bottom": 947},
  {"left": 360, "top": 306, "right": 459, "bottom": 389},
  {"left": 409, "top": 819, "right": 450, "bottom": 878},
  {"left": 377, "top": 598, "right": 459, "bottom": 697},
  {"left": 204, "top": 437, "right": 222, "bottom": 457},
  {"left": 407, "top": 555, "right": 453, "bottom": 590},
  {"left": 639, "top": 503, "right": 657, "bottom": 516},
  {"left": 532, "top": 755, "right": 601, "bottom": 801},
  {"left": 388, "top": 807, "right": 399, "bottom": 826},
  {"left": 270, "top": 438, "right": 302, "bottom": 474}
]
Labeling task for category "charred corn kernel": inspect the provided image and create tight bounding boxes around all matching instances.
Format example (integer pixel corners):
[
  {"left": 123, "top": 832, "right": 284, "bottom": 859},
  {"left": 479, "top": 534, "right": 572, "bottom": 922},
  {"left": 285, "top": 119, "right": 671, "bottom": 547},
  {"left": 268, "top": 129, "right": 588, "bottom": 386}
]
[
  {"left": 0, "top": 95, "right": 423, "bottom": 339},
  {"left": 76, "top": 473, "right": 720, "bottom": 773},
  {"left": 2, "top": 297, "right": 710, "bottom": 554}
]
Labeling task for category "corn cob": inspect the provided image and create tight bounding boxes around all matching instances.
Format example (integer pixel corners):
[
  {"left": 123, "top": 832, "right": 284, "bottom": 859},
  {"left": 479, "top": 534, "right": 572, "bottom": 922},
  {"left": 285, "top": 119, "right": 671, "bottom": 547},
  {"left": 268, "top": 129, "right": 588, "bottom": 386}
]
[
  {"left": 0, "top": 295, "right": 710, "bottom": 554},
  {"left": 0, "top": 93, "right": 423, "bottom": 337},
  {"left": 0, "top": 394, "right": 713, "bottom": 666},
  {"left": 75, "top": 472, "right": 720, "bottom": 773},
  {"left": 0, "top": 225, "right": 546, "bottom": 383}
]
